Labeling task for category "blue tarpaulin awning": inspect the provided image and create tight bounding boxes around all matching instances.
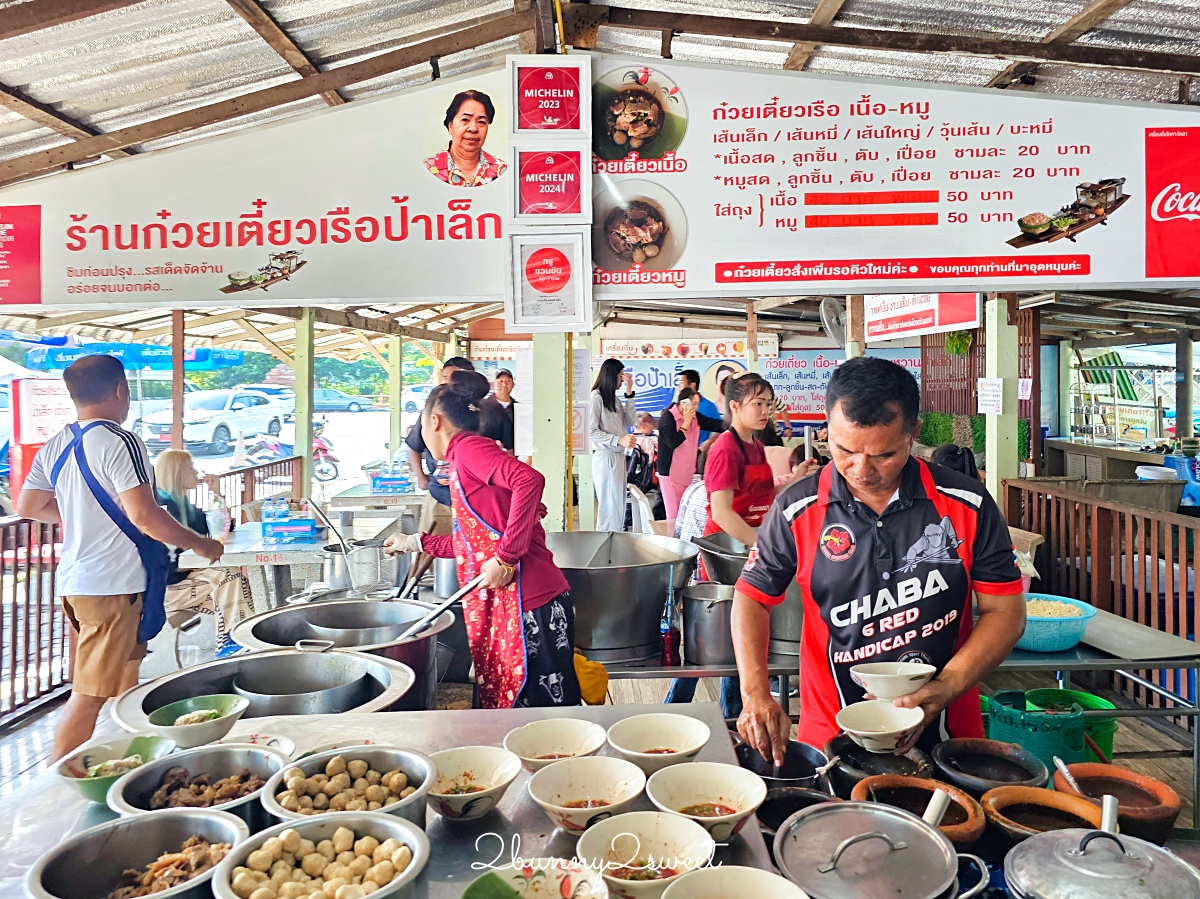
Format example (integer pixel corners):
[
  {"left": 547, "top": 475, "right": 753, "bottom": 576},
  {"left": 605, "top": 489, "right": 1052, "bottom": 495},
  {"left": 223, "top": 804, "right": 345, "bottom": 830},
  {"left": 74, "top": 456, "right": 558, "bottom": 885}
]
[{"left": 25, "top": 343, "right": 244, "bottom": 371}]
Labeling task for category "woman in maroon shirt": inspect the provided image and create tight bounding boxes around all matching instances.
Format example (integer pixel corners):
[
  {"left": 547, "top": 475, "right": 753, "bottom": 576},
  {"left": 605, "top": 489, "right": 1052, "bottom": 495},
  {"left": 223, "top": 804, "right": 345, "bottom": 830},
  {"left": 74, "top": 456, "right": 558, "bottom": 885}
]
[{"left": 385, "top": 371, "right": 581, "bottom": 709}]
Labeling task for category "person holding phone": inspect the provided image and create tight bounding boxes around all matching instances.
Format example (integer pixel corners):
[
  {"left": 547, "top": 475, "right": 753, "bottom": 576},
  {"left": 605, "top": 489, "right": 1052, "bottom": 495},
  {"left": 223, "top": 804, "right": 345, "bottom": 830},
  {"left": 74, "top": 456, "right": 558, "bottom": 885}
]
[
  {"left": 590, "top": 358, "right": 638, "bottom": 532},
  {"left": 656, "top": 388, "right": 727, "bottom": 519}
]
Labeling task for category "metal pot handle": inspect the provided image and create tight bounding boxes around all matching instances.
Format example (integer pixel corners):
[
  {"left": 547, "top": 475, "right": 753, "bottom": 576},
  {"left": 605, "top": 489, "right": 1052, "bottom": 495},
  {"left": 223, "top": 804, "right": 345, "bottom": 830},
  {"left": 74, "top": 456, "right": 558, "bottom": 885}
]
[
  {"left": 296, "top": 639, "right": 335, "bottom": 653},
  {"left": 1072, "top": 831, "right": 1139, "bottom": 859},
  {"left": 955, "top": 854, "right": 989, "bottom": 899},
  {"left": 818, "top": 832, "right": 907, "bottom": 873}
]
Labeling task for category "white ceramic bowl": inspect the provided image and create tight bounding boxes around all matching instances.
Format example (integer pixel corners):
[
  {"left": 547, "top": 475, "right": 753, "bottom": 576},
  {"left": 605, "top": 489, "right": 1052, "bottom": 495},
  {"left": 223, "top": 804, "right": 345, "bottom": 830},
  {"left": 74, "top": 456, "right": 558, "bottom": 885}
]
[
  {"left": 426, "top": 746, "right": 522, "bottom": 821},
  {"left": 835, "top": 699, "right": 926, "bottom": 754},
  {"left": 465, "top": 858, "right": 610, "bottom": 898},
  {"left": 577, "top": 811, "right": 716, "bottom": 899},
  {"left": 217, "top": 732, "right": 296, "bottom": 758},
  {"left": 660, "top": 866, "right": 809, "bottom": 899},
  {"left": 527, "top": 756, "right": 647, "bottom": 833},
  {"left": 645, "top": 762, "right": 767, "bottom": 842},
  {"left": 504, "top": 718, "right": 608, "bottom": 772},
  {"left": 849, "top": 661, "right": 937, "bottom": 700},
  {"left": 606, "top": 714, "right": 711, "bottom": 774}
]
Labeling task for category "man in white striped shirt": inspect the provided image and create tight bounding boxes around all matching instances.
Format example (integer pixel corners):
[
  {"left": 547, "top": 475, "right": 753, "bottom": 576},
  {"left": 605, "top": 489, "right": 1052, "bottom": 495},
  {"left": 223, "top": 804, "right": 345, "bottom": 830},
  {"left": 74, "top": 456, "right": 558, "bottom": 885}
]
[{"left": 19, "top": 355, "right": 224, "bottom": 759}]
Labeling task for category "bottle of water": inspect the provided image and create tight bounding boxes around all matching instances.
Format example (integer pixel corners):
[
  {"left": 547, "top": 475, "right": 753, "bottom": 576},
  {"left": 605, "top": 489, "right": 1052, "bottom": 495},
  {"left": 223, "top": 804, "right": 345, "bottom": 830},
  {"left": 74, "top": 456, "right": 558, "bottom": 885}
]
[
  {"left": 278, "top": 499, "right": 292, "bottom": 544},
  {"left": 263, "top": 498, "right": 277, "bottom": 546}
]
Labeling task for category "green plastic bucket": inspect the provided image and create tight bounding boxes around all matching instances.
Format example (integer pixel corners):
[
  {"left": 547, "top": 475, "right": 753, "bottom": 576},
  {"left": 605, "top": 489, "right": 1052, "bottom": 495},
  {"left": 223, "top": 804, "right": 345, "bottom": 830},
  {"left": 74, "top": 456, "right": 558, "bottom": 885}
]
[
  {"left": 980, "top": 694, "right": 990, "bottom": 738},
  {"left": 1025, "top": 688, "right": 1118, "bottom": 764},
  {"left": 988, "top": 690, "right": 1088, "bottom": 771}
]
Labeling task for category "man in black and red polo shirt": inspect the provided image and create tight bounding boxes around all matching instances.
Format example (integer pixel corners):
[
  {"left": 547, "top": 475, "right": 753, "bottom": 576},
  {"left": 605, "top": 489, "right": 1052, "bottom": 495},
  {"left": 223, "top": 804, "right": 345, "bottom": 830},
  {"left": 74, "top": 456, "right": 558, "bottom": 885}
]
[{"left": 733, "top": 357, "right": 1026, "bottom": 765}]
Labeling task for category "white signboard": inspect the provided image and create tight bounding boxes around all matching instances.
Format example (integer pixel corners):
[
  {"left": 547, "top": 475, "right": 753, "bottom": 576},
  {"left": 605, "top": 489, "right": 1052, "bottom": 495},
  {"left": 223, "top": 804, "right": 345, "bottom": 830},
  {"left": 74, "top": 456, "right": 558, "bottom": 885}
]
[
  {"left": 600, "top": 334, "right": 778, "bottom": 360},
  {"left": 505, "top": 230, "right": 592, "bottom": 332},
  {"left": 471, "top": 340, "right": 531, "bottom": 360},
  {"left": 977, "top": 378, "right": 1005, "bottom": 415},
  {"left": 13, "top": 378, "right": 74, "bottom": 443},
  {"left": 864, "top": 293, "right": 980, "bottom": 342},
  {"left": 1018, "top": 377, "right": 1033, "bottom": 401}
]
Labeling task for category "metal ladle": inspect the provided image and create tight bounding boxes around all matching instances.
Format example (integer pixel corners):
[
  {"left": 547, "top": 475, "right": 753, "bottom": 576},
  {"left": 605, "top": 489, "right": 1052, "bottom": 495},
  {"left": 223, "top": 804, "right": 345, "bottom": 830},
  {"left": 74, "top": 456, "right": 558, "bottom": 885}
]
[{"left": 309, "top": 498, "right": 351, "bottom": 556}]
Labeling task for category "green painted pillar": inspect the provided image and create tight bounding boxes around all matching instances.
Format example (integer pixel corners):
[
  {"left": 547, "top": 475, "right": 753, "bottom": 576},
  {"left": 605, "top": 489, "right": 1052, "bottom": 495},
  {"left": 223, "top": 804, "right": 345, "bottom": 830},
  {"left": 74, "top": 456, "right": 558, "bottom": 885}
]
[
  {"left": 388, "top": 336, "right": 404, "bottom": 461},
  {"left": 1058, "top": 339, "right": 1073, "bottom": 439},
  {"left": 1177, "top": 334, "right": 1194, "bottom": 440},
  {"left": 293, "top": 308, "right": 316, "bottom": 495},
  {"left": 532, "top": 332, "right": 569, "bottom": 533},
  {"left": 576, "top": 331, "right": 596, "bottom": 531},
  {"left": 985, "top": 295, "right": 1019, "bottom": 504}
]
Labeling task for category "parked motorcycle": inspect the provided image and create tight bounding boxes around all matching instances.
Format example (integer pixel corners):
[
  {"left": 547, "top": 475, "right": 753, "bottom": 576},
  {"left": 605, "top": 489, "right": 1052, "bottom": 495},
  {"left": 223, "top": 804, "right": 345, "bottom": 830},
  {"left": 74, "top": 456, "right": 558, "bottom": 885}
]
[
  {"left": 313, "top": 429, "right": 339, "bottom": 482},
  {"left": 245, "top": 422, "right": 339, "bottom": 482}
]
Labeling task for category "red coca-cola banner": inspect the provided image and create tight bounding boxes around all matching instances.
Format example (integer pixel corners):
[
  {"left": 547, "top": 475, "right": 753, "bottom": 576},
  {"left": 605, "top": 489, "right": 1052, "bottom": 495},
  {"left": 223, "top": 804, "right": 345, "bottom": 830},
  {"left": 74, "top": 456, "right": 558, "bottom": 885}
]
[
  {"left": 1146, "top": 128, "right": 1200, "bottom": 279},
  {"left": 0, "top": 205, "right": 41, "bottom": 305}
]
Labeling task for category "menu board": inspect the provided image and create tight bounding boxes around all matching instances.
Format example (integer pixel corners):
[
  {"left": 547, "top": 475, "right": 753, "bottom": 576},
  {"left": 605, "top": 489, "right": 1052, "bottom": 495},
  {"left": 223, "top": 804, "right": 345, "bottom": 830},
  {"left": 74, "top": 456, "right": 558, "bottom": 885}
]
[{"left": 588, "top": 54, "right": 1200, "bottom": 297}]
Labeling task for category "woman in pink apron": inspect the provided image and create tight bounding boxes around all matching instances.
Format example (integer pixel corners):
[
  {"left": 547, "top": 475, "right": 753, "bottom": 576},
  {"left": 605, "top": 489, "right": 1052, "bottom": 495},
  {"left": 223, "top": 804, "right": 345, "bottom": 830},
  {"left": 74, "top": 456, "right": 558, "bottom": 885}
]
[
  {"left": 656, "top": 388, "right": 727, "bottom": 520},
  {"left": 385, "top": 371, "right": 580, "bottom": 709}
]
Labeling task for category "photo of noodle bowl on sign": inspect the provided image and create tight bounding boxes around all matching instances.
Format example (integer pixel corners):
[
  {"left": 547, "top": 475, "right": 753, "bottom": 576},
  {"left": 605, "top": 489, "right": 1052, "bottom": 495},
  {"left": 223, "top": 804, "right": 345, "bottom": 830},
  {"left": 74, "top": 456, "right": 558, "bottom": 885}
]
[
  {"left": 592, "top": 179, "right": 688, "bottom": 279},
  {"left": 593, "top": 66, "right": 688, "bottom": 162}
]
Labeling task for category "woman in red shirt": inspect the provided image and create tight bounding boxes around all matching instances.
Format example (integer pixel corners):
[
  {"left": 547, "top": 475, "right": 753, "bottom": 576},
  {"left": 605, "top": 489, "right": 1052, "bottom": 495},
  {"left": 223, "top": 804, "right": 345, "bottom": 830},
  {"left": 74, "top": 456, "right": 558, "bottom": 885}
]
[{"left": 385, "top": 371, "right": 580, "bottom": 709}]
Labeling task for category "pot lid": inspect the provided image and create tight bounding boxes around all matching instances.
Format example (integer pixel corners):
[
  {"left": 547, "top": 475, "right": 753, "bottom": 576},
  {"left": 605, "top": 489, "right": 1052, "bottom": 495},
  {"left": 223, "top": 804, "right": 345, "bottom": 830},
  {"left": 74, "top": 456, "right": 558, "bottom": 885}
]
[
  {"left": 1006, "top": 829, "right": 1200, "bottom": 899},
  {"left": 775, "top": 801, "right": 956, "bottom": 899}
]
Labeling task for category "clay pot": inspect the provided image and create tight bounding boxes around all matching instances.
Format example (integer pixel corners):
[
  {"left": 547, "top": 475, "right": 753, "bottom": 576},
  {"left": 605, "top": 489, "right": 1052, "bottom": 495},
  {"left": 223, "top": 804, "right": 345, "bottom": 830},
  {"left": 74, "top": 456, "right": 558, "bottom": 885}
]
[
  {"left": 1052, "top": 762, "right": 1181, "bottom": 845},
  {"left": 850, "top": 773, "right": 985, "bottom": 847},
  {"left": 982, "top": 785, "right": 1104, "bottom": 852},
  {"left": 932, "top": 738, "right": 1048, "bottom": 799},
  {"left": 823, "top": 732, "right": 933, "bottom": 799}
]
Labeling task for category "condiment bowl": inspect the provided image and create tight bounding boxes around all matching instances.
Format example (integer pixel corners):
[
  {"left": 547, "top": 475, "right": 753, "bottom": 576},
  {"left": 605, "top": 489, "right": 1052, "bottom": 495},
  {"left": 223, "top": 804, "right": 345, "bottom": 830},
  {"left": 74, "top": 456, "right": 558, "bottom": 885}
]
[
  {"left": 646, "top": 762, "right": 767, "bottom": 842},
  {"left": 260, "top": 744, "right": 436, "bottom": 830},
  {"left": 577, "top": 811, "right": 716, "bottom": 899},
  {"left": 211, "top": 811, "right": 429, "bottom": 899},
  {"left": 26, "top": 807, "right": 248, "bottom": 899},
  {"left": 981, "top": 785, "right": 1103, "bottom": 849},
  {"left": 146, "top": 693, "right": 248, "bottom": 749},
  {"left": 108, "top": 743, "right": 289, "bottom": 833},
  {"left": 660, "top": 866, "right": 809, "bottom": 899},
  {"left": 55, "top": 733, "right": 176, "bottom": 804},
  {"left": 835, "top": 700, "right": 925, "bottom": 754},
  {"left": 463, "top": 858, "right": 609, "bottom": 899},
  {"left": 426, "top": 746, "right": 522, "bottom": 821},
  {"left": 528, "top": 755, "right": 647, "bottom": 833},
  {"left": 1051, "top": 762, "right": 1181, "bottom": 844},
  {"left": 849, "top": 661, "right": 937, "bottom": 700},
  {"left": 607, "top": 713, "right": 711, "bottom": 774},
  {"left": 504, "top": 717, "right": 608, "bottom": 771}
]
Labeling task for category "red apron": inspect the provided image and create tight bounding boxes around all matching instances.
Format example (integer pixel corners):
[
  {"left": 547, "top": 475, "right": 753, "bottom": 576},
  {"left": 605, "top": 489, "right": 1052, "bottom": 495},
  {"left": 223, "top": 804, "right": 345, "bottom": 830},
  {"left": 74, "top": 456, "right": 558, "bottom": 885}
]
[
  {"left": 703, "top": 435, "right": 775, "bottom": 536},
  {"left": 450, "top": 469, "right": 527, "bottom": 709}
]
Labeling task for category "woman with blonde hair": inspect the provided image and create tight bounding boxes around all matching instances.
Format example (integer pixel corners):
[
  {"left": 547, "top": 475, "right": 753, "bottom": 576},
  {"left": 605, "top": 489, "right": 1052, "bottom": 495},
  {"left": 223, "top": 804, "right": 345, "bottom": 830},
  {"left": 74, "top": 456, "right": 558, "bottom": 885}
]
[{"left": 155, "top": 450, "right": 255, "bottom": 653}]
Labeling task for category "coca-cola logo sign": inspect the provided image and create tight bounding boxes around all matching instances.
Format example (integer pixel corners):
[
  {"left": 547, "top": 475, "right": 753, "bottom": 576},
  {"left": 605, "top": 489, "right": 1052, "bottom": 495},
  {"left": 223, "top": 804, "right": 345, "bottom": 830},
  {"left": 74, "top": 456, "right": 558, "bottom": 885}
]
[
  {"left": 1150, "top": 183, "right": 1200, "bottom": 223},
  {"left": 1146, "top": 128, "right": 1200, "bottom": 278}
]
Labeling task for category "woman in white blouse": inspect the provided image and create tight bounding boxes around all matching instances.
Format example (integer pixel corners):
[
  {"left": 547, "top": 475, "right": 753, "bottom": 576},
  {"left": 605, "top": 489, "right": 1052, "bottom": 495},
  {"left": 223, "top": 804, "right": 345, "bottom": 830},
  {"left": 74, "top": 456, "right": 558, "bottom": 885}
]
[{"left": 589, "top": 358, "right": 638, "bottom": 532}]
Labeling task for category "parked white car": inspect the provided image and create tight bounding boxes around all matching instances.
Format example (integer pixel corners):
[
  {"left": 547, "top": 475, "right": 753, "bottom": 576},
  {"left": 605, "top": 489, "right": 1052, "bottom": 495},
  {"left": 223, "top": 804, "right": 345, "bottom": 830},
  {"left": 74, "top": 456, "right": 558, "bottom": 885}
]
[
  {"left": 139, "top": 389, "right": 282, "bottom": 454},
  {"left": 401, "top": 384, "right": 434, "bottom": 414},
  {"left": 126, "top": 371, "right": 199, "bottom": 431},
  {"left": 234, "top": 383, "right": 296, "bottom": 420}
]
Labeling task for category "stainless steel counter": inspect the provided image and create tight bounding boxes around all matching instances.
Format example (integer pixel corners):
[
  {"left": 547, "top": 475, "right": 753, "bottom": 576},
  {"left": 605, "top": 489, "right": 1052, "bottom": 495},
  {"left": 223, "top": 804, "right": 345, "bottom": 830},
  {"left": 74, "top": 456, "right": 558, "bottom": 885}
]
[{"left": 0, "top": 703, "right": 770, "bottom": 897}]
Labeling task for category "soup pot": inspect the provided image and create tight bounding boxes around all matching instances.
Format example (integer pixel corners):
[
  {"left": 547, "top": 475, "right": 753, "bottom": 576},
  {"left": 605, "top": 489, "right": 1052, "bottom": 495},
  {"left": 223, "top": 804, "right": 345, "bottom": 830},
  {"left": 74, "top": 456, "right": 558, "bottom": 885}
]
[
  {"left": 681, "top": 583, "right": 736, "bottom": 665},
  {"left": 732, "top": 733, "right": 833, "bottom": 793},
  {"left": 757, "top": 787, "right": 840, "bottom": 865},
  {"left": 850, "top": 774, "right": 985, "bottom": 847},
  {"left": 932, "top": 737, "right": 1048, "bottom": 798},
  {"left": 824, "top": 733, "right": 932, "bottom": 799},
  {"left": 434, "top": 557, "right": 460, "bottom": 598},
  {"left": 1006, "top": 828, "right": 1200, "bottom": 899},
  {"left": 1051, "top": 762, "right": 1181, "bottom": 845},
  {"left": 774, "top": 801, "right": 987, "bottom": 899}
]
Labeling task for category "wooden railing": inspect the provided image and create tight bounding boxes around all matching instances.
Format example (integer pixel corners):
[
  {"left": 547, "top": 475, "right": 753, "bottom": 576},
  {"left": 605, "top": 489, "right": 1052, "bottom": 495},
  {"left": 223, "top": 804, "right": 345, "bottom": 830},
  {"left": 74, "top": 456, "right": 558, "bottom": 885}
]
[
  {"left": 0, "top": 517, "right": 66, "bottom": 724},
  {"left": 1005, "top": 478, "right": 1200, "bottom": 723},
  {"left": 190, "top": 456, "right": 304, "bottom": 521}
]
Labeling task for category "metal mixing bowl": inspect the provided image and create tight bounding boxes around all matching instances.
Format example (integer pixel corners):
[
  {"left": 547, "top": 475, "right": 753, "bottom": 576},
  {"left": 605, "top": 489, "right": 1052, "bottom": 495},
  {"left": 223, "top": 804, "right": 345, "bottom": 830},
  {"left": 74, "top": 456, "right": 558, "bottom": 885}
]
[
  {"left": 108, "top": 743, "right": 290, "bottom": 832},
  {"left": 260, "top": 744, "right": 436, "bottom": 829},
  {"left": 211, "top": 811, "right": 430, "bottom": 899},
  {"left": 26, "top": 808, "right": 248, "bottom": 899}
]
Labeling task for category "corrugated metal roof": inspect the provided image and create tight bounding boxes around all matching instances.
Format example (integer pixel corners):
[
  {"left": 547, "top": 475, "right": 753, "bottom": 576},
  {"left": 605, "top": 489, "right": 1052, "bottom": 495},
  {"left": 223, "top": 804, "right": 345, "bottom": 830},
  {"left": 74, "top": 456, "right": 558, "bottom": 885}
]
[{"left": 0, "top": 0, "right": 1195, "bottom": 173}]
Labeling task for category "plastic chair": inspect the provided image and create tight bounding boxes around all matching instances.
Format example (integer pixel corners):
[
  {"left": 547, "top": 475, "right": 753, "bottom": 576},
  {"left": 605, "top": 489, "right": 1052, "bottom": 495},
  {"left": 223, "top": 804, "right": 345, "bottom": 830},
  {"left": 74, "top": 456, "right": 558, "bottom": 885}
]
[{"left": 627, "top": 485, "right": 656, "bottom": 535}]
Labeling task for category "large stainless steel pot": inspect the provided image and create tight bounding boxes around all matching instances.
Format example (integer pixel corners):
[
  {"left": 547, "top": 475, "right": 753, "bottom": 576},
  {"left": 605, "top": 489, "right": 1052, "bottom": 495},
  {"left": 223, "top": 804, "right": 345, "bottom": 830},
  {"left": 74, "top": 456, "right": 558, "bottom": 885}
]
[
  {"left": 113, "top": 647, "right": 416, "bottom": 732},
  {"left": 232, "top": 669, "right": 375, "bottom": 716},
  {"left": 681, "top": 583, "right": 736, "bottom": 666},
  {"left": 547, "top": 531, "right": 699, "bottom": 663},
  {"left": 229, "top": 599, "right": 454, "bottom": 711},
  {"left": 434, "top": 556, "right": 460, "bottom": 598},
  {"left": 25, "top": 808, "right": 248, "bottom": 899},
  {"left": 107, "top": 744, "right": 289, "bottom": 833},
  {"left": 692, "top": 532, "right": 803, "bottom": 657},
  {"left": 323, "top": 540, "right": 411, "bottom": 590}
]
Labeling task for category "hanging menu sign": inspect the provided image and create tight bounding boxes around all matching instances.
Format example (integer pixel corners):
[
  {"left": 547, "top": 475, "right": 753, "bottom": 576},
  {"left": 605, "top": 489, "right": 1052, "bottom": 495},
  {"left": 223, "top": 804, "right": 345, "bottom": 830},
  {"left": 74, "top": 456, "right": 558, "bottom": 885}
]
[{"left": 864, "top": 292, "right": 980, "bottom": 342}]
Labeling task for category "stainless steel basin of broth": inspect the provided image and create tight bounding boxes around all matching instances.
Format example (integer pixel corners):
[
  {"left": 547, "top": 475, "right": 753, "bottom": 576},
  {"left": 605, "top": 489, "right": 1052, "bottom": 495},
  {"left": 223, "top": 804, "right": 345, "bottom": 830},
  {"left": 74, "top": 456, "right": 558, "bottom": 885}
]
[{"left": 547, "top": 532, "right": 698, "bottom": 663}]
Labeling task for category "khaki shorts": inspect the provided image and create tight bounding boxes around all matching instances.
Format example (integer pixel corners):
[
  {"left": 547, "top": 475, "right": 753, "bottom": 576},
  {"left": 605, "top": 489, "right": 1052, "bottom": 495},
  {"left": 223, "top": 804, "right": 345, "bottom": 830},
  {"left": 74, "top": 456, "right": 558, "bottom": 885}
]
[
  {"left": 418, "top": 493, "right": 453, "bottom": 536},
  {"left": 62, "top": 593, "right": 147, "bottom": 698}
]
